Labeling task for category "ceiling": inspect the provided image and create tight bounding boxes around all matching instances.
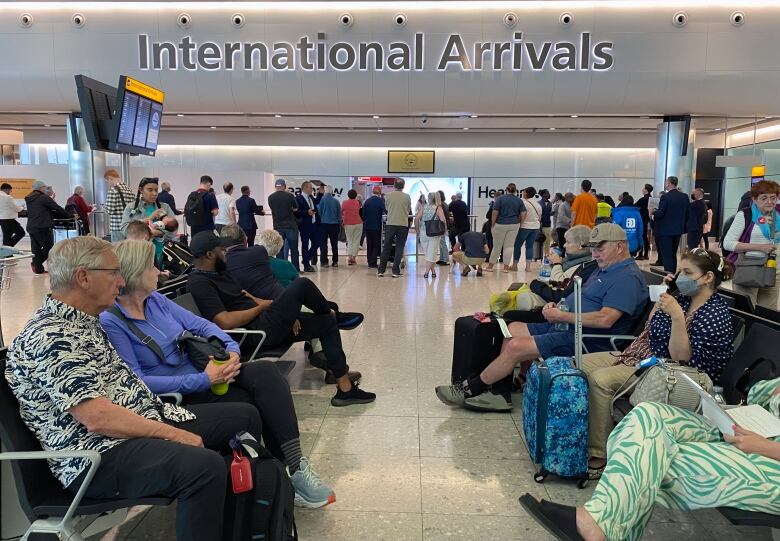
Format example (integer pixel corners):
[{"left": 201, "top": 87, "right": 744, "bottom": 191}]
[{"left": 0, "top": 112, "right": 774, "bottom": 136}]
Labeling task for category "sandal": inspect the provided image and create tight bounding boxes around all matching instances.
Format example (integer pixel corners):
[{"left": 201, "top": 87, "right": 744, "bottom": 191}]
[
  {"left": 423, "top": 272, "right": 429, "bottom": 278},
  {"left": 518, "top": 494, "right": 584, "bottom": 541},
  {"left": 432, "top": 271, "right": 437, "bottom": 278}
]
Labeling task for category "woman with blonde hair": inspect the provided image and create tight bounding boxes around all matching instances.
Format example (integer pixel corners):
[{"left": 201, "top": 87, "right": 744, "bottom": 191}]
[{"left": 415, "top": 192, "right": 448, "bottom": 279}]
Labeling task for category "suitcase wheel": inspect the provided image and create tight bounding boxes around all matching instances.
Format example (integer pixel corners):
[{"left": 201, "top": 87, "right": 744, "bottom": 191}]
[
  {"left": 577, "top": 479, "right": 589, "bottom": 490},
  {"left": 533, "top": 470, "right": 548, "bottom": 484}
]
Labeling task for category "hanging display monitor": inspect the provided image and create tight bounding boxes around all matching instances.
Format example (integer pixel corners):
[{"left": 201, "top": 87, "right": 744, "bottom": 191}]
[{"left": 111, "top": 75, "right": 165, "bottom": 156}]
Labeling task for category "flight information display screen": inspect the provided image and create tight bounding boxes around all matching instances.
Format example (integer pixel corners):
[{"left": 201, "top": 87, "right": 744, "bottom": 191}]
[{"left": 112, "top": 76, "right": 165, "bottom": 156}]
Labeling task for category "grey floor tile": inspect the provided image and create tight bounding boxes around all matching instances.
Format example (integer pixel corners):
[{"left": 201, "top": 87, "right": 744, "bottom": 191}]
[
  {"left": 297, "top": 510, "right": 423, "bottom": 541},
  {"left": 313, "top": 415, "right": 420, "bottom": 456},
  {"left": 423, "top": 513, "right": 554, "bottom": 541},
  {"left": 419, "top": 417, "right": 524, "bottom": 460}
]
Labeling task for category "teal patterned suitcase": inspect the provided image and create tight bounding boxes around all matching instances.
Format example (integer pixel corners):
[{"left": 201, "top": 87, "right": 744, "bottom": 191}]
[{"left": 521, "top": 276, "right": 589, "bottom": 488}]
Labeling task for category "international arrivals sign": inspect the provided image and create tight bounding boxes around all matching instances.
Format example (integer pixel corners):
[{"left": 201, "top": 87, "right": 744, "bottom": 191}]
[{"left": 138, "top": 32, "right": 614, "bottom": 72}]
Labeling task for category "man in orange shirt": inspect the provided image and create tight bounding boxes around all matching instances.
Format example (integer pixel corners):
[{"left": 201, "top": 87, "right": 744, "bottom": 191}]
[{"left": 572, "top": 179, "right": 598, "bottom": 228}]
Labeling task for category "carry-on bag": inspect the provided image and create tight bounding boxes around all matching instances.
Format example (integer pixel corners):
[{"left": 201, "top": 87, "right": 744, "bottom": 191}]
[
  {"left": 451, "top": 314, "right": 509, "bottom": 395},
  {"left": 223, "top": 433, "right": 298, "bottom": 541},
  {"left": 522, "top": 276, "right": 589, "bottom": 488}
]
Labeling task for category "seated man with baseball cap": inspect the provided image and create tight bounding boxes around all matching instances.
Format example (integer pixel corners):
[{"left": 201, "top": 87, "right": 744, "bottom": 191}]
[
  {"left": 186, "top": 231, "right": 376, "bottom": 407},
  {"left": 435, "top": 223, "right": 648, "bottom": 412}
]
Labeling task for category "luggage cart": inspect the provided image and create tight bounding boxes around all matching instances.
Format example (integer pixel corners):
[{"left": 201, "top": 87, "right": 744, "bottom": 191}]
[
  {"left": 0, "top": 253, "right": 33, "bottom": 348},
  {"left": 379, "top": 216, "right": 406, "bottom": 269},
  {"left": 53, "top": 218, "right": 81, "bottom": 244}
]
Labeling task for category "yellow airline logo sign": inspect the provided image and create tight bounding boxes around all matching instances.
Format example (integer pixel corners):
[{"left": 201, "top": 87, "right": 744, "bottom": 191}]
[{"left": 125, "top": 77, "right": 165, "bottom": 103}]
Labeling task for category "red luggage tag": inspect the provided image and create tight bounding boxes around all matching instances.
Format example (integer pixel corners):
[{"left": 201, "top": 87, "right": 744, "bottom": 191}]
[
  {"left": 230, "top": 448, "right": 254, "bottom": 494},
  {"left": 473, "top": 311, "right": 491, "bottom": 323}
]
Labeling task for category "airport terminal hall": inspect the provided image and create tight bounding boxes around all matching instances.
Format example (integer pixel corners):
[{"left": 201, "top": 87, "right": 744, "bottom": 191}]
[{"left": 4, "top": 1, "right": 780, "bottom": 541}]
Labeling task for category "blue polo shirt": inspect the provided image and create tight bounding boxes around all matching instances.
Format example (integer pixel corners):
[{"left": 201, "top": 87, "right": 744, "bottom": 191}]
[
  {"left": 362, "top": 195, "right": 386, "bottom": 231},
  {"left": 565, "top": 257, "right": 648, "bottom": 338}
]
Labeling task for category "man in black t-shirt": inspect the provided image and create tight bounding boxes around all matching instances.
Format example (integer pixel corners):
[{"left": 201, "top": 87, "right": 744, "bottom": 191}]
[
  {"left": 186, "top": 176, "right": 219, "bottom": 236},
  {"left": 267, "top": 178, "right": 300, "bottom": 271},
  {"left": 186, "top": 232, "right": 375, "bottom": 407}
]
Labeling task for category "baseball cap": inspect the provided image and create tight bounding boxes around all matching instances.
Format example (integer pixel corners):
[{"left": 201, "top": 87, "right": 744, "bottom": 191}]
[
  {"left": 275, "top": 178, "right": 287, "bottom": 188},
  {"left": 584, "top": 223, "right": 627, "bottom": 247},
  {"left": 189, "top": 231, "right": 231, "bottom": 258},
  {"left": 31, "top": 180, "right": 49, "bottom": 190}
]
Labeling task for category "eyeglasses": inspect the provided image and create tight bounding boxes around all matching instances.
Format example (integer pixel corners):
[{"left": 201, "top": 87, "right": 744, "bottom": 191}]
[{"left": 756, "top": 195, "right": 778, "bottom": 203}]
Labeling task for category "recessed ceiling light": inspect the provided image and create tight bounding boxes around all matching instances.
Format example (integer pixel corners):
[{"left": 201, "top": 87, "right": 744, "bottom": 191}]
[
  {"left": 210, "top": 126, "right": 216, "bottom": 129},
  {"left": 571, "top": 115, "right": 578, "bottom": 118},
  {"left": 373, "top": 115, "right": 380, "bottom": 119},
  {"left": 463, "top": 127, "right": 469, "bottom": 130},
  {"left": 470, "top": 114, "right": 478, "bottom": 118},
  {"left": 549, "top": 127, "right": 556, "bottom": 131},
  {"left": 274, "top": 114, "right": 282, "bottom": 118},
  {"left": 640, "top": 116, "right": 650, "bottom": 119},
  {"left": 44, "top": 124, "right": 50, "bottom": 127},
  {"left": 177, "top": 113, "right": 184, "bottom": 117},
  {"left": 377, "top": 129, "right": 383, "bottom": 132},
  {"left": 293, "top": 127, "right": 300, "bottom": 130}
]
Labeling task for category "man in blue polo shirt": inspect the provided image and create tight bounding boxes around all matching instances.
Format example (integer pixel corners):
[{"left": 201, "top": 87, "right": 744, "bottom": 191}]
[{"left": 436, "top": 223, "right": 648, "bottom": 412}]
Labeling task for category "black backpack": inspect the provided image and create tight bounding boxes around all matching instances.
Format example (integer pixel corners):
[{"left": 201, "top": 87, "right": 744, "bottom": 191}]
[
  {"left": 223, "top": 436, "right": 297, "bottom": 541},
  {"left": 185, "top": 190, "right": 208, "bottom": 226}
]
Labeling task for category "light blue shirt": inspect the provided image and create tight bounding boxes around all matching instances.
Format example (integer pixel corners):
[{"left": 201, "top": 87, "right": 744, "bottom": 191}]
[
  {"left": 317, "top": 194, "right": 342, "bottom": 224},
  {"left": 100, "top": 292, "right": 240, "bottom": 395}
]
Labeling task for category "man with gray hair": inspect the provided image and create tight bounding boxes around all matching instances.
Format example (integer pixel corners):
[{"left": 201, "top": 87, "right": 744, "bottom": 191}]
[
  {"left": 25, "top": 179, "right": 72, "bottom": 274},
  {"left": 6, "top": 236, "right": 262, "bottom": 541},
  {"left": 156, "top": 181, "right": 183, "bottom": 215},
  {"left": 378, "top": 178, "right": 412, "bottom": 277}
]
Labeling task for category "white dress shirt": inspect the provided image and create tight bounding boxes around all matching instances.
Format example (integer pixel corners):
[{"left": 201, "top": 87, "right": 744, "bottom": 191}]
[{"left": 0, "top": 191, "right": 21, "bottom": 220}]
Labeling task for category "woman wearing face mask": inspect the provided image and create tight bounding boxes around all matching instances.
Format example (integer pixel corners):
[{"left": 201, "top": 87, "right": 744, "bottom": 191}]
[{"left": 580, "top": 248, "right": 734, "bottom": 479}]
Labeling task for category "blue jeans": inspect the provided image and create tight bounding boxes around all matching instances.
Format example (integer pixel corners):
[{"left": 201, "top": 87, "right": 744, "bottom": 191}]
[
  {"left": 275, "top": 227, "right": 300, "bottom": 270},
  {"left": 513, "top": 228, "right": 539, "bottom": 264}
]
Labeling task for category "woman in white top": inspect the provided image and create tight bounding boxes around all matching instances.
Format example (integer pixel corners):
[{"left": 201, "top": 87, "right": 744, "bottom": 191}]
[
  {"left": 722, "top": 180, "right": 780, "bottom": 309},
  {"left": 701, "top": 202, "right": 713, "bottom": 250},
  {"left": 415, "top": 192, "right": 448, "bottom": 279},
  {"left": 509, "top": 187, "right": 543, "bottom": 272}
]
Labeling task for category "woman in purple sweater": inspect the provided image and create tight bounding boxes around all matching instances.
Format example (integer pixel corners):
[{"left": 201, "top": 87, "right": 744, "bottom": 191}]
[{"left": 100, "top": 239, "right": 334, "bottom": 509}]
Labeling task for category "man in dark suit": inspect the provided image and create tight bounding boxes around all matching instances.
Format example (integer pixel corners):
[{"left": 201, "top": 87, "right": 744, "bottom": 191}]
[
  {"left": 653, "top": 176, "right": 690, "bottom": 273},
  {"left": 235, "top": 185, "right": 264, "bottom": 246},
  {"left": 687, "top": 188, "right": 708, "bottom": 250},
  {"left": 295, "top": 180, "right": 319, "bottom": 272},
  {"left": 157, "top": 182, "right": 182, "bottom": 215}
]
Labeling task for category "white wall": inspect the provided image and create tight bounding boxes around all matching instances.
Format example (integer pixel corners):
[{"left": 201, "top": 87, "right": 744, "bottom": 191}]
[{"left": 2, "top": 143, "right": 655, "bottom": 233}]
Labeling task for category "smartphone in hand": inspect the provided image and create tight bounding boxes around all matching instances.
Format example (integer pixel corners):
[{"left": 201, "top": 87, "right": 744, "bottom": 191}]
[{"left": 666, "top": 273, "right": 680, "bottom": 296}]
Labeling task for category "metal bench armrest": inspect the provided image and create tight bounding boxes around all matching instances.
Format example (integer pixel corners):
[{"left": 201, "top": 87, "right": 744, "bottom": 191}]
[
  {"left": 0, "top": 449, "right": 101, "bottom": 526},
  {"left": 225, "top": 328, "right": 267, "bottom": 361}
]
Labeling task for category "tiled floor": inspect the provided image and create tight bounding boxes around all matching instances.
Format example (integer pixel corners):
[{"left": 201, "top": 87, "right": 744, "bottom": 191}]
[{"left": 1, "top": 237, "right": 773, "bottom": 541}]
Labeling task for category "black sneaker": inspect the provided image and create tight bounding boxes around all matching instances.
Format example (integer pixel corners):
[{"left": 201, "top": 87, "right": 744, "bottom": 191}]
[
  {"left": 321, "top": 263, "right": 330, "bottom": 268},
  {"left": 332, "top": 262, "right": 338, "bottom": 268},
  {"left": 331, "top": 384, "right": 376, "bottom": 407},
  {"left": 304, "top": 266, "right": 315, "bottom": 272}
]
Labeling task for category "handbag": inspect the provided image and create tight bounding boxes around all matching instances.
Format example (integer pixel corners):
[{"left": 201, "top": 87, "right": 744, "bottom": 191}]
[
  {"left": 733, "top": 253, "right": 776, "bottom": 288},
  {"left": 338, "top": 225, "right": 346, "bottom": 243},
  {"left": 425, "top": 216, "right": 446, "bottom": 237},
  {"left": 176, "top": 331, "right": 228, "bottom": 371},
  {"left": 611, "top": 362, "right": 713, "bottom": 419}
]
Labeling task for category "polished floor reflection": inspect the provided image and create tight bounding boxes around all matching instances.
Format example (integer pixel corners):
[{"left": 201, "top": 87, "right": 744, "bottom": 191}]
[{"left": 1, "top": 238, "right": 772, "bottom": 541}]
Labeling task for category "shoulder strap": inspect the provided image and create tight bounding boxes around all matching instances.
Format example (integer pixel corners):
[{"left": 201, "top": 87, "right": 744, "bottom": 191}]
[
  {"left": 107, "top": 306, "right": 166, "bottom": 362},
  {"left": 115, "top": 186, "right": 126, "bottom": 207}
]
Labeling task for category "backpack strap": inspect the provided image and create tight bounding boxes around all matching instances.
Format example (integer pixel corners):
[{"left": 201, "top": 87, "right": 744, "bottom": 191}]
[
  {"left": 115, "top": 186, "right": 127, "bottom": 208},
  {"left": 107, "top": 306, "right": 166, "bottom": 362}
]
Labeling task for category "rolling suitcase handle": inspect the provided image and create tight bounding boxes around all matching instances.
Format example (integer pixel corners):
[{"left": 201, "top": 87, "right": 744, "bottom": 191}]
[{"left": 573, "top": 276, "right": 582, "bottom": 369}]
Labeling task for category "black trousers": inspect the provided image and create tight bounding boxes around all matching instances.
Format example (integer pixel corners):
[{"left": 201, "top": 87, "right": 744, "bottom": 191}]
[
  {"left": 300, "top": 223, "right": 318, "bottom": 267},
  {"left": 184, "top": 360, "right": 299, "bottom": 461},
  {"left": 702, "top": 231, "right": 710, "bottom": 250},
  {"left": 687, "top": 229, "right": 702, "bottom": 251},
  {"left": 320, "top": 223, "right": 340, "bottom": 265},
  {"left": 0, "top": 219, "right": 25, "bottom": 247},
  {"left": 379, "top": 225, "right": 409, "bottom": 275},
  {"left": 657, "top": 234, "right": 681, "bottom": 273},
  {"left": 28, "top": 228, "right": 53, "bottom": 273},
  {"left": 69, "top": 402, "right": 262, "bottom": 541},
  {"left": 365, "top": 229, "right": 381, "bottom": 267},
  {"left": 555, "top": 227, "right": 568, "bottom": 256},
  {"left": 247, "top": 278, "right": 349, "bottom": 379},
  {"left": 640, "top": 222, "right": 649, "bottom": 257},
  {"left": 241, "top": 226, "right": 256, "bottom": 247}
]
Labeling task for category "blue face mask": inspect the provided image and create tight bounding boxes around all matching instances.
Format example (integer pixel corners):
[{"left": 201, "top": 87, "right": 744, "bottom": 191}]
[{"left": 676, "top": 274, "right": 702, "bottom": 297}]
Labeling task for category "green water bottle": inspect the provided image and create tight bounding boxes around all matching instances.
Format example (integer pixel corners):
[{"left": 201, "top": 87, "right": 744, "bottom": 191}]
[{"left": 210, "top": 351, "right": 231, "bottom": 396}]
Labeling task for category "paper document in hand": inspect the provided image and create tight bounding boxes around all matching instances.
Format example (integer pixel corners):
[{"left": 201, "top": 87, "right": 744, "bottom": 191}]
[
  {"left": 726, "top": 405, "right": 780, "bottom": 439},
  {"left": 680, "top": 372, "right": 780, "bottom": 438}
]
